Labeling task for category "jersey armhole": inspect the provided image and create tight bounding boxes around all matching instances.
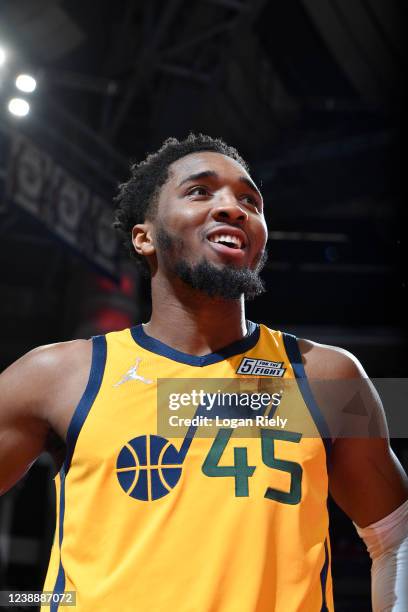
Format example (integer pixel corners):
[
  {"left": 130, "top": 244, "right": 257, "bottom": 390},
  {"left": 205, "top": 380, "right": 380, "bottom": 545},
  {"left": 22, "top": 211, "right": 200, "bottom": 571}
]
[
  {"left": 63, "top": 335, "right": 107, "bottom": 474},
  {"left": 282, "top": 332, "right": 333, "bottom": 461}
]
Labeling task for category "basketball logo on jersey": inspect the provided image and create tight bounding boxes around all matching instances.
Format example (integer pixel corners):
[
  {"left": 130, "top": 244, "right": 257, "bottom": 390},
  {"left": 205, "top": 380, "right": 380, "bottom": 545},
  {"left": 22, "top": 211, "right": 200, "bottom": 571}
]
[
  {"left": 116, "top": 435, "right": 183, "bottom": 501},
  {"left": 236, "top": 357, "right": 286, "bottom": 377}
]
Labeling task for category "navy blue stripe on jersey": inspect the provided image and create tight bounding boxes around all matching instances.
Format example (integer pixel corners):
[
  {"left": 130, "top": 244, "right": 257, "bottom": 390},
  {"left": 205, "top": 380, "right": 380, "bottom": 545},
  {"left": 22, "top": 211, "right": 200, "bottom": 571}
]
[
  {"left": 320, "top": 539, "right": 330, "bottom": 612},
  {"left": 131, "top": 321, "right": 260, "bottom": 366},
  {"left": 51, "top": 469, "right": 66, "bottom": 612},
  {"left": 51, "top": 336, "right": 107, "bottom": 609},
  {"left": 282, "top": 333, "right": 332, "bottom": 459},
  {"left": 64, "top": 335, "right": 107, "bottom": 473}
]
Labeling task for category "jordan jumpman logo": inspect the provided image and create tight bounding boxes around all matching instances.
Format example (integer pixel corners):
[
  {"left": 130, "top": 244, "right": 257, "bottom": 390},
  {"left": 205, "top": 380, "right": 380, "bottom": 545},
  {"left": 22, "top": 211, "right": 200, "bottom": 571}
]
[{"left": 114, "top": 357, "right": 153, "bottom": 387}]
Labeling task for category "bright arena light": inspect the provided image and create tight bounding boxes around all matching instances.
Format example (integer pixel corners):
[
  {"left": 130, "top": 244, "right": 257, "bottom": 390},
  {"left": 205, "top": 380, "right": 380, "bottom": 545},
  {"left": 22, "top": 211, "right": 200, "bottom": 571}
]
[
  {"left": 0, "top": 48, "right": 6, "bottom": 66},
  {"left": 15, "top": 73, "right": 37, "bottom": 93},
  {"left": 8, "top": 98, "right": 30, "bottom": 117}
]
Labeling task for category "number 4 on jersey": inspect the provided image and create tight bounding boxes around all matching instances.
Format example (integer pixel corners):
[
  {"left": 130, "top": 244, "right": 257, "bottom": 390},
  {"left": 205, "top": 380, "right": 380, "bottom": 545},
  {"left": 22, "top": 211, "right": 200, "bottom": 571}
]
[{"left": 202, "top": 429, "right": 256, "bottom": 497}]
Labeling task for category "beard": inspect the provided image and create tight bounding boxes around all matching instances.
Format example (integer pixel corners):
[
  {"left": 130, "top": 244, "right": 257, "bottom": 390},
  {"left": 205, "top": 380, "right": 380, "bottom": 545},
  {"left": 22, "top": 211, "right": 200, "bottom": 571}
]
[{"left": 156, "top": 226, "right": 267, "bottom": 300}]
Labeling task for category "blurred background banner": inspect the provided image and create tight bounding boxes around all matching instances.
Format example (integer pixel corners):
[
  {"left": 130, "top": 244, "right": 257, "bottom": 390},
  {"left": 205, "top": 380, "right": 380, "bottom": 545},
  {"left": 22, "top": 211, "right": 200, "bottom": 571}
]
[
  {"left": 4, "top": 131, "right": 119, "bottom": 277},
  {"left": 0, "top": 1, "right": 407, "bottom": 609}
]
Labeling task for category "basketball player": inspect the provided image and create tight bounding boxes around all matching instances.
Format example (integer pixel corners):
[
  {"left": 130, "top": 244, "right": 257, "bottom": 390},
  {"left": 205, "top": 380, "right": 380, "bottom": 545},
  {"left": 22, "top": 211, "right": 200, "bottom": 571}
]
[{"left": 0, "top": 134, "right": 407, "bottom": 611}]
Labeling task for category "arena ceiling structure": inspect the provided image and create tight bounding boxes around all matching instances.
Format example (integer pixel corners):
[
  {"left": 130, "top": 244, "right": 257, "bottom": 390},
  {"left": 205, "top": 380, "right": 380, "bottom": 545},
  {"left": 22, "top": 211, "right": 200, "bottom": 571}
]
[{"left": 0, "top": 0, "right": 406, "bottom": 375}]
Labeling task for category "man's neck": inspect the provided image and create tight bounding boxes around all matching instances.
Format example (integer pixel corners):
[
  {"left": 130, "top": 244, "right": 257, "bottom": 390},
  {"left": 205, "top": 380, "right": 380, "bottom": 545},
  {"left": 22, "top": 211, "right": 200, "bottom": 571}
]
[{"left": 145, "top": 275, "right": 247, "bottom": 356}]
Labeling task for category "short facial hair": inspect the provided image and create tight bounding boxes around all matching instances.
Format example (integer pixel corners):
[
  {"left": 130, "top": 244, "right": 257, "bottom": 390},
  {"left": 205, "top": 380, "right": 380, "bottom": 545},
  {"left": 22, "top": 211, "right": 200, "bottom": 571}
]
[{"left": 156, "top": 226, "right": 267, "bottom": 300}]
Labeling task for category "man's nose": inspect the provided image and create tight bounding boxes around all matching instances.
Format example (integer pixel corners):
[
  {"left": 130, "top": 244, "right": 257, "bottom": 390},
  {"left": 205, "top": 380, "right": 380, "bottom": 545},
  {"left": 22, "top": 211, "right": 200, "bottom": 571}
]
[{"left": 211, "top": 193, "right": 248, "bottom": 223}]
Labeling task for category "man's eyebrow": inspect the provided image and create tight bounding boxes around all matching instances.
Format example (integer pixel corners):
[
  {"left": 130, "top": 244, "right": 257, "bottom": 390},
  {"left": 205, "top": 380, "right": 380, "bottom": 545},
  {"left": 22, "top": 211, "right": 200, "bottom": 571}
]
[
  {"left": 239, "top": 176, "right": 262, "bottom": 200},
  {"left": 178, "top": 170, "right": 262, "bottom": 199},
  {"left": 177, "top": 170, "right": 218, "bottom": 187}
]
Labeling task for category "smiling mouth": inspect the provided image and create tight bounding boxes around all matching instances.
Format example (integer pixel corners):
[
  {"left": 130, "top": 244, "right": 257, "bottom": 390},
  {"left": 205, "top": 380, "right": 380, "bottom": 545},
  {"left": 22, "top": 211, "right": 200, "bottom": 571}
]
[{"left": 207, "top": 234, "right": 245, "bottom": 250}]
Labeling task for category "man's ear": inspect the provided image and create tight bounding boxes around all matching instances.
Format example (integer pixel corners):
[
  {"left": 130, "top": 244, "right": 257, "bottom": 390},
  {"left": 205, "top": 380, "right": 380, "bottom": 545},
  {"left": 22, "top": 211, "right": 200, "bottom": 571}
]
[{"left": 132, "top": 223, "right": 155, "bottom": 257}]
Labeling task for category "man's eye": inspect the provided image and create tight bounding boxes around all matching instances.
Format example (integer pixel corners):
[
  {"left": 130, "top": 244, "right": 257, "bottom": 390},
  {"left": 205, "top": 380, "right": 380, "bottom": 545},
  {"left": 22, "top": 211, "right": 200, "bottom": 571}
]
[
  {"left": 241, "top": 194, "right": 259, "bottom": 208},
  {"left": 188, "top": 186, "right": 209, "bottom": 196}
]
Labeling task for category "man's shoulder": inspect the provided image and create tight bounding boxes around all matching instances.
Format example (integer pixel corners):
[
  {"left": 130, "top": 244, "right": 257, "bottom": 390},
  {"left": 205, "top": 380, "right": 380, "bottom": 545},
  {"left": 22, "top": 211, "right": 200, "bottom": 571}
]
[
  {"left": 297, "top": 337, "right": 365, "bottom": 380},
  {"left": 1, "top": 339, "right": 92, "bottom": 414},
  {"left": 258, "top": 323, "right": 365, "bottom": 379},
  {"left": 22, "top": 338, "right": 92, "bottom": 375}
]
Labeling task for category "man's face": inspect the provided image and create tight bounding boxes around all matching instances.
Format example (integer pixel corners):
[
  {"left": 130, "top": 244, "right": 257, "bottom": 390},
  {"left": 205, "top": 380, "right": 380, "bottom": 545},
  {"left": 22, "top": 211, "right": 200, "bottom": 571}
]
[{"left": 149, "top": 151, "right": 268, "bottom": 299}]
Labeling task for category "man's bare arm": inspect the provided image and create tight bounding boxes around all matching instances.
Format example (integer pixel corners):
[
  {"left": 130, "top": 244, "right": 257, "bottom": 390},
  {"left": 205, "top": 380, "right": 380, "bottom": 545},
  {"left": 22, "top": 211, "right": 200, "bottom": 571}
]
[
  {"left": 0, "top": 340, "right": 92, "bottom": 495},
  {"left": 300, "top": 339, "right": 408, "bottom": 525}
]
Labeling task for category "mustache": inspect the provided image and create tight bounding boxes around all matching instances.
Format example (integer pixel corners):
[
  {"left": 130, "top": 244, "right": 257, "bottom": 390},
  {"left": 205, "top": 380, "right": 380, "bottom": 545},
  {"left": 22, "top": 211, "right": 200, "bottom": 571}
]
[{"left": 156, "top": 225, "right": 268, "bottom": 271}]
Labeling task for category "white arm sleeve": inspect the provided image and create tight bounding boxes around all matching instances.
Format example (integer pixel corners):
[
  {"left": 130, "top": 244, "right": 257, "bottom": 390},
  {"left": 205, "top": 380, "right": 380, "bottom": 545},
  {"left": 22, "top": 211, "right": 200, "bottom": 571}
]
[{"left": 354, "top": 498, "right": 408, "bottom": 612}]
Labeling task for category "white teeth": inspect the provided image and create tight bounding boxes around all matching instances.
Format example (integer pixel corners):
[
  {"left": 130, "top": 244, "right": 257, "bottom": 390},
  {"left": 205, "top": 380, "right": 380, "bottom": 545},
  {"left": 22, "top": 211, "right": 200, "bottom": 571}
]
[{"left": 209, "top": 234, "right": 243, "bottom": 249}]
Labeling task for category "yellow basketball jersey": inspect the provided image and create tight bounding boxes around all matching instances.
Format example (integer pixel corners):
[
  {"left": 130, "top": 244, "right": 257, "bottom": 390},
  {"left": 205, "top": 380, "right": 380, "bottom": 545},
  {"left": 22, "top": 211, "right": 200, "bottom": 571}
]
[{"left": 43, "top": 322, "right": 334, "bottom": 611}]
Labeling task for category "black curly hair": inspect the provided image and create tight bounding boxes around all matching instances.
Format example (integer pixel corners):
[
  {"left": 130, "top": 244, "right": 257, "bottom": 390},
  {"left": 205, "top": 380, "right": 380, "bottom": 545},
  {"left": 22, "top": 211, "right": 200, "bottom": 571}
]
[{"left": 113, "top": 133, "right": 249, "bottom": 274}]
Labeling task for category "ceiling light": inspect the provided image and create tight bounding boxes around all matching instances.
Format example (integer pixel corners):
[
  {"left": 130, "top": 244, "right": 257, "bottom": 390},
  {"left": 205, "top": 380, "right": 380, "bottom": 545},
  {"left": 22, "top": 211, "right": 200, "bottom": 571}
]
[
  {"left": 15, "top": 73, "right": 37, "bottom": 93},
  {"left": 8, "top": 98, "right": 30, "bottom": 117}
]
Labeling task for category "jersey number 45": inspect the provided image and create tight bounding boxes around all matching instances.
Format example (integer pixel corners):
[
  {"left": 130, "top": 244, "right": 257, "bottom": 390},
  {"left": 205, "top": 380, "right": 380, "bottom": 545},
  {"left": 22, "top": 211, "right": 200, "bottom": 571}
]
[{"left": 202, "top": 428, "right": 303, "bottom": 505}]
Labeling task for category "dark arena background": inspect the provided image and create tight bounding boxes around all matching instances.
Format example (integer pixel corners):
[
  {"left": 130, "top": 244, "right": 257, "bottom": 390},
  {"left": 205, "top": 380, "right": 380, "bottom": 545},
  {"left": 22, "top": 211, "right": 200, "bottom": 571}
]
[{"left": 0, "top": 1, "right": 407, "bottom": 610}]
